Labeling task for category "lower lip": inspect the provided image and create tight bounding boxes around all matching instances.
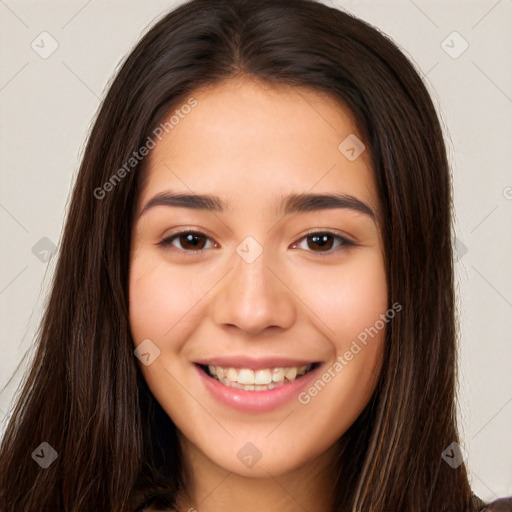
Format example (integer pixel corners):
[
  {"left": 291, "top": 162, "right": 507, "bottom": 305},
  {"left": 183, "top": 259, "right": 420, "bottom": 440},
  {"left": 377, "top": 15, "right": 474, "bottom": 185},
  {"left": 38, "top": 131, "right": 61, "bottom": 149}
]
[{"left": 195, "top": 364, "right": 322, "bottom": 413}]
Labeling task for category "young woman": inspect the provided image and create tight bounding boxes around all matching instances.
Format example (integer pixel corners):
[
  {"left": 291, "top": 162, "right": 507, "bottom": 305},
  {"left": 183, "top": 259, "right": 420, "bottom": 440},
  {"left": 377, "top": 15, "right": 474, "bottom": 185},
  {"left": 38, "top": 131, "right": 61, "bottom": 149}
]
[{"left": 1, "top": 0, "right": 510, "bottom": 511}]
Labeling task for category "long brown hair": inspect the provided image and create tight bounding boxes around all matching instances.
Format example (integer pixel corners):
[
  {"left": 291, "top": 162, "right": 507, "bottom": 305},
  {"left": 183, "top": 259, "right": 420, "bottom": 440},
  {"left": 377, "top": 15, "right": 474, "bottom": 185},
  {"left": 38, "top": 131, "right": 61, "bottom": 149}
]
[{"left": 0, "top": 0, "right": 485, "bottom": 510}]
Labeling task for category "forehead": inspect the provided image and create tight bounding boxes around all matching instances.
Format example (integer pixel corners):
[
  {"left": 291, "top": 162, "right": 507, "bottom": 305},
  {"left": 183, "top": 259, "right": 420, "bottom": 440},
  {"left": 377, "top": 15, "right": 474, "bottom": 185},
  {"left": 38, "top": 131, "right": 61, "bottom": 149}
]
[{"left": 138, "top": 77, "right": 378, "bottom": 220}]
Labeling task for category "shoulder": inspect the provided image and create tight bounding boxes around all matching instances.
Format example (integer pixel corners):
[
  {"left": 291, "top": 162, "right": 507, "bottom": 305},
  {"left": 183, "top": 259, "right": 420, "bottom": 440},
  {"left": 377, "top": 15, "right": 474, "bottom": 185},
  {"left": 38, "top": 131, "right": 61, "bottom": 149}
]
[{"left": 479, "top": 497, "right": 512, "bottom": 511}]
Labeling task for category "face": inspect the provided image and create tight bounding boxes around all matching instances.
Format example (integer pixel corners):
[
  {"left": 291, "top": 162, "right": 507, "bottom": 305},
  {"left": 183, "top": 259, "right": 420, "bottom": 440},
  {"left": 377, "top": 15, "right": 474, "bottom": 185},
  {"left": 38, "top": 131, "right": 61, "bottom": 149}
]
[{"left": 129, "top": 77, "right": 388, "bottom": 479}]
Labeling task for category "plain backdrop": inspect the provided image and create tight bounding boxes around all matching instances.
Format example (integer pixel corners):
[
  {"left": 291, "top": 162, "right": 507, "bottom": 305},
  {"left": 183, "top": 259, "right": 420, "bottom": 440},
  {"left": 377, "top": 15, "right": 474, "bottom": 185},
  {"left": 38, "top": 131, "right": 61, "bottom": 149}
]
[{"left": 1, "top": 0, "right": 511, "bottom": 501}]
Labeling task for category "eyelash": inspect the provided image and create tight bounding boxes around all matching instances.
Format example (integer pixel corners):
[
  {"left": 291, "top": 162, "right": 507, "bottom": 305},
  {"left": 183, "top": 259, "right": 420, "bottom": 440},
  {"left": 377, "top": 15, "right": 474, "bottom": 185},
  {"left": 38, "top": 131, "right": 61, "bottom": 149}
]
[{"left": 157, "top": 229, "right": 356, "bottom": 257}]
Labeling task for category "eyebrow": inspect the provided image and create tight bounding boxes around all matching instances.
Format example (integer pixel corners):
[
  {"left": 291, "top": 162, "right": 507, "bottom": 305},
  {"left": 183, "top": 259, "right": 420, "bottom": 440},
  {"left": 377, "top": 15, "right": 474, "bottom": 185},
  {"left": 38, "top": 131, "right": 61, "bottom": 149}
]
[{"left": 138, "top": 191, "right": 375, "bottom": 219}]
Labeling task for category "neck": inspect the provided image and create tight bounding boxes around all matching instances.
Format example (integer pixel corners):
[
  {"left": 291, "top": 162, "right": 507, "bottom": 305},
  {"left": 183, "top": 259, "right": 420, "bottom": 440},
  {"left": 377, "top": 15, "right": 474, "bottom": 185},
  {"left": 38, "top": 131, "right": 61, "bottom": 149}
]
[{"left": 176, "top": 435, "right": 338, "bottom": 512}]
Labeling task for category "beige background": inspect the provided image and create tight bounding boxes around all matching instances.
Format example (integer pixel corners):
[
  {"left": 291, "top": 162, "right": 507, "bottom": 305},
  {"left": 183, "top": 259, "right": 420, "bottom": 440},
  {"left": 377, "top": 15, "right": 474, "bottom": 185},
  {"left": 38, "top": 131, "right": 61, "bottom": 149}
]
[{"left": 1, "top": 0, "right": 511, "bottom": 500}]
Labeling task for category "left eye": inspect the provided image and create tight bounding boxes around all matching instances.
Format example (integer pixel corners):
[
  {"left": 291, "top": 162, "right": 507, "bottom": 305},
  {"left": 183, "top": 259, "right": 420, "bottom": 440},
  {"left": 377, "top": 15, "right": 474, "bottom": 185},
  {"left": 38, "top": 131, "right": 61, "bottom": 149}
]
[
  {"left": 158, "top": 230, "right": 354, "bottom": 255},
  {"left": 292, "top": 231, "right": 355, "bottom": 254}
]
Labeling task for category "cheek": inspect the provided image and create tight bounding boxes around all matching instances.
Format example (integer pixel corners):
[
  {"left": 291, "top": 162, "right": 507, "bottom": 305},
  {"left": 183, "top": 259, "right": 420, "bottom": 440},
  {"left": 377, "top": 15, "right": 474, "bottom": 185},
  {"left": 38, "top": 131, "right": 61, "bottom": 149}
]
[
  {"left": 290, "top": 253, "right": 388, "bottom": 441},
  {"left": 292, "top": 249, "right": 388, "bottom": 404},
  {"left": 129, "top": 257, "right": 174, "bottom": 343},
  {"left": 128, "top": 254, "right": 208, "bottom": 416},
  {"left": 292, "top": 249, "right": 388, "bottom": 345},
  {"left": 128, "top": 252, "right": 211, "bottom": 346}
]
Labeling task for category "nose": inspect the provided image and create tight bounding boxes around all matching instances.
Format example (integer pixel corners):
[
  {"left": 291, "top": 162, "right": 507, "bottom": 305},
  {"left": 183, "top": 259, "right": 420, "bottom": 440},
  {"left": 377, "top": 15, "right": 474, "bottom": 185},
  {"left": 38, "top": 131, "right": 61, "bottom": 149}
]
[{"left": 211, "top": 246, "right": 296, "bottom": 336}]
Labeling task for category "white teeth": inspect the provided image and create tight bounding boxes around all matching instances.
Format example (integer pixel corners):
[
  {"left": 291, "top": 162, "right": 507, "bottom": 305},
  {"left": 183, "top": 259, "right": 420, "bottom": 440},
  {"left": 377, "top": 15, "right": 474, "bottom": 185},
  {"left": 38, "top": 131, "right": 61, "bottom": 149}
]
[
  {"left": 206, "top": 363, "right": 313, "bottom": 391},
  {"left": 284, "top": 367, "right": 297, "bottom": 380},
  {"left": 226, "top": 367, "right": 238, "bottom": 381},
  {"left": 254, "top": 369, "right": 272, "bottom": 385},
  {"left": 238, "top": 369, "right": 255, "bottom": 385},
  {"left": 272, "top": 368, "right": 285, "bottom": 382}
]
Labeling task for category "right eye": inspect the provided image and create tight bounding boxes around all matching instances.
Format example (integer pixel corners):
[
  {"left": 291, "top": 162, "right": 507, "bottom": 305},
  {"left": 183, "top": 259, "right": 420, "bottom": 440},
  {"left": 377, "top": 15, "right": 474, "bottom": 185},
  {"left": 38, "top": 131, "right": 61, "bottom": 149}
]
[{"left": 158, "top": 230, "right": 218, "bottom": 253}]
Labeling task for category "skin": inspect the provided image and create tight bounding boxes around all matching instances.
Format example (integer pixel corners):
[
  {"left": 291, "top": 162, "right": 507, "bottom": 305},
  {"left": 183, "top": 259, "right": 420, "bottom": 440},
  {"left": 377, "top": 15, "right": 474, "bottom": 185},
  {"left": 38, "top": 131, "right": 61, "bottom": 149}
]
[{"left": 129, "top": 76, "right": 388, "bottom": 512}]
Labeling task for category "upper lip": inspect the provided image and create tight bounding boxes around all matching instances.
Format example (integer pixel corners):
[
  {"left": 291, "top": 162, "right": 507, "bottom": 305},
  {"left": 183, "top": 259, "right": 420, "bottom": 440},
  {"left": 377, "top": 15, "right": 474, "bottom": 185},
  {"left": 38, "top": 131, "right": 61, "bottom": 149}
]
[{"left": 194, "top": 356, "right": 320, "bottom": 370}]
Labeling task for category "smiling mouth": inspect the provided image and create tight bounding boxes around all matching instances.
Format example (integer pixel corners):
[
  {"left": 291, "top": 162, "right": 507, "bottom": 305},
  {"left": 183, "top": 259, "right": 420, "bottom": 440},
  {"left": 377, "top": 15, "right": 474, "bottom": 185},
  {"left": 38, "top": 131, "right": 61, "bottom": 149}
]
[{"left": 198, "top": 362, "right": 320, "bottom": 391}]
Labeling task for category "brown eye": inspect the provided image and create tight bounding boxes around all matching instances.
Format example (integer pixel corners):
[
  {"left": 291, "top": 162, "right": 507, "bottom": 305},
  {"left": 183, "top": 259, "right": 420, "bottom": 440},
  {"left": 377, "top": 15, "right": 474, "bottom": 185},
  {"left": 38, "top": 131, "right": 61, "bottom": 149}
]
[
  {"left": 306, "top": 233, "right": 335, "bottom": 252},
  {"left": 159, "top": 231, "right": 214, "bottom": 252},
  {"left": 292, "top": 231, "right": 355, "bottom": 255},
  {"left": 177, "top": 232, "right": 207, "bottom": 250}
]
